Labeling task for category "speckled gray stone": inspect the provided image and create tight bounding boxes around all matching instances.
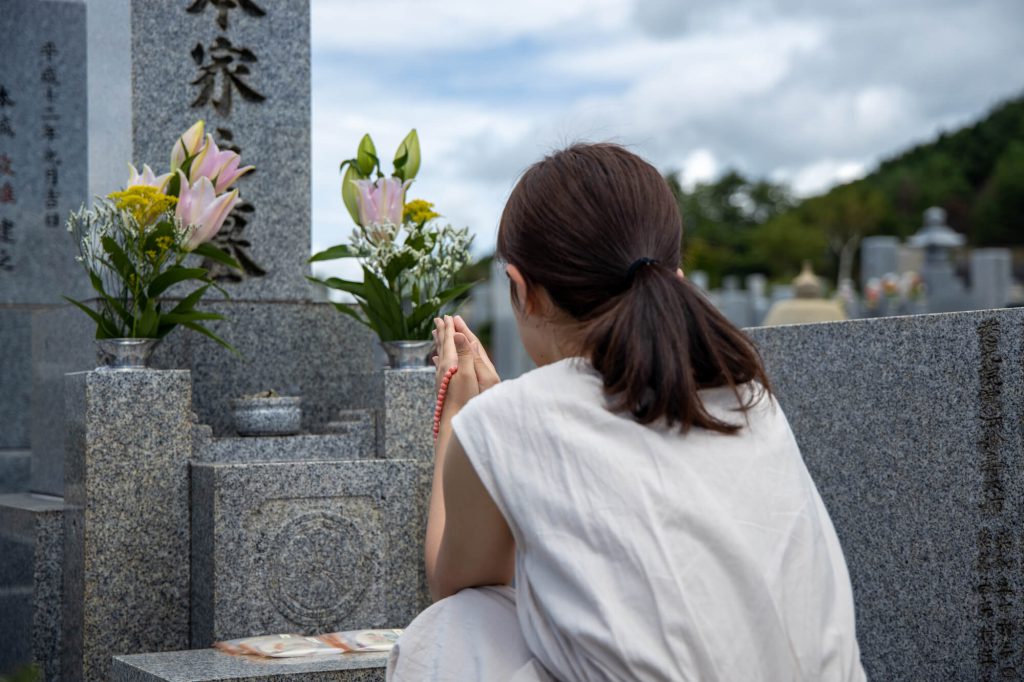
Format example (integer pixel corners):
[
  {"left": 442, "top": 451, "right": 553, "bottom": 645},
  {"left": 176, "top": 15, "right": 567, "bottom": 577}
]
[
  {"left": 194, "top": 420, "right": 376, "bottom": 464},
  {"left": 154, "top": 300, "right": 380, "bottom": 438},
  {"left": 190, "top": 459, "right": 430, "bottom": 648},
  {"left": 0, "top": 0, "right": 91, "bottom": 305},
  {"left": 31, "top": 300, "right": 379, "bottom": 494},
  {"left": 111, "top": 649, "right": 387, "bottom": 682},
  {"left": 747, "top": 308, "right": 1024, "bottom": 681},
  {"left": 231, "top": 396, "right": 303, "bottom": 436},
  {"left": 86, "top": 0, "right": 311, "bottom": 301},
  {"left": 0, "top": 310, "right": 32, "bottom": 452},
  {"left": 381, "top": 369, "right": 434, "bottom": 461},
  {"left": 63, "top": 370, "right": 193, "bottom": 682},
  {"left": 0, "top": 492, "right": 66, "bottom": 681}
]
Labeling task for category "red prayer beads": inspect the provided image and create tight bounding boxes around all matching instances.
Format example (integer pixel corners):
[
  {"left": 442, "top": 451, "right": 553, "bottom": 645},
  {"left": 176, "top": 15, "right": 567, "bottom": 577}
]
[{"left": 433, "top": 365, "right": 458, "bottom": 440}]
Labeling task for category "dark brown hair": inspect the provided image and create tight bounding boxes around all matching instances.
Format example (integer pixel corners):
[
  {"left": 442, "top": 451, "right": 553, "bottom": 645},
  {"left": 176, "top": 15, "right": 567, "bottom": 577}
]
[{"left": 497, "top": 143, "right": 771, "bottom": 434}]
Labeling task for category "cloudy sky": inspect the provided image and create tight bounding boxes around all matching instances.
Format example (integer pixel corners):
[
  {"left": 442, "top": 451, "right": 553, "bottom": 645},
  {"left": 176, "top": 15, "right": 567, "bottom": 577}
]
[{"left": 309, "top": 0, "right": 1024, "bottom": 276}]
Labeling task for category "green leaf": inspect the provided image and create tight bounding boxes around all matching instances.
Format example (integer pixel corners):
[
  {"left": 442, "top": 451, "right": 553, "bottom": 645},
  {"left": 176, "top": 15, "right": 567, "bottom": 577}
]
[
  {"left": 332, "top": 301, "right": 373, "bottom": 329},
  {"left": 63, "top": 296, "right": 106, "bottom": 329},
  {"left": 167, "top": 284, "right": 210, "bottom": 316},
  {"left": 356, "top": 134, "right": 377, "bottom": 176},
  {"left": 307, "top": 275, "right": 367, "bottom": 298},
  {"left": 360, "top": 266, "right": 405, "bottom": 338},
  {"left": 148, "top": 267, "right": 208, "bottom": 299},
  {"left": 180, "top": 320, "right": 241, "bottom": 357},
  {"left": 137, "top": 300, "right": 160, "bottom": 338},
  {"left": 341, "top": 165, "right": 363, "bottom": 226},
  {"left": 308, "top": 244, "right": 358, "bottom": 263},
  {"left": 101, "top": 236, "right": 137, "bottom": 283},
  {"left": 383, "top": 252, "right": 416, "bottom": 282},
  {"left": 192, "top": 242, "right": 242, "bottom": 270},
  {"left": 395, "top": 129, "right": 421, "bottom": 181},
  {"left": 407, "top": 281, "right": 476, "bottom": 329}
]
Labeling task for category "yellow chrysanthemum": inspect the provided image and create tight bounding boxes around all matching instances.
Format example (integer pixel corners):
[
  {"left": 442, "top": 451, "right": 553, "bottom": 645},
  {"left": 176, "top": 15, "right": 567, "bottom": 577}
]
[
  {"left": 403, "top": 199, "right": 440, "bottom": 225},
  {"left": 108, "top": 186, "right": 178, "bottom": 229}
]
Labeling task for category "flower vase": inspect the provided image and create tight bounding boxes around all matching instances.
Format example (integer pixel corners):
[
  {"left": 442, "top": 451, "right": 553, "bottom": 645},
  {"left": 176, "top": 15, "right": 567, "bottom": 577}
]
[
  {"left": 381, "top": 340, "right": 434, "bottom": 369},
  {"left": 95, "top": 338, "right": 161, "bottom": 371}
]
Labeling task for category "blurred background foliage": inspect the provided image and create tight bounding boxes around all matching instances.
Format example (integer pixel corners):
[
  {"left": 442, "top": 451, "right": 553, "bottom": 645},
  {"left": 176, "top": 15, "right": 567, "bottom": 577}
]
[{"left": 670, "top": 94, "right": 1024, "bottom": 288}]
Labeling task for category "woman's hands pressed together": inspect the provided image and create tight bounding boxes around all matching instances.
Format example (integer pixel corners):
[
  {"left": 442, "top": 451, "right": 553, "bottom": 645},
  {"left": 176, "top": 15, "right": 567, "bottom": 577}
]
[{"left": 432, "top": 315, "right": 500, "bottom": 407}]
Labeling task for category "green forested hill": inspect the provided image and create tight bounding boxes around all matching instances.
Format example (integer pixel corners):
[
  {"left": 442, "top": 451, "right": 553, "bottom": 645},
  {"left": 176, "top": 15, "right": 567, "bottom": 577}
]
[{"left": 673, "top": 94, "right": 1024, "bottom": 286}]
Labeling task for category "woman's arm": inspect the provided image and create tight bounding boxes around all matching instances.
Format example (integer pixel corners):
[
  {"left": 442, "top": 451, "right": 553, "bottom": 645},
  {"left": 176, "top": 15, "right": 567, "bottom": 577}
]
[{"left": 424, "top": 316, "right": 513, "bottom": 601}]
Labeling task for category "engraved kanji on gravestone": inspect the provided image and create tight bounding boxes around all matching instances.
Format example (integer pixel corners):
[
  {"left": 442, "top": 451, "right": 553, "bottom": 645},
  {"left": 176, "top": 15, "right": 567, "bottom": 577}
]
[
  {"left": 0, "top": 154, "right": 13, "bottom": 175},
  {"left": 190, "top": 37, "right": 266, "bottom": 117},
  {"left": 187, "top": 0, "right": 266, "bottom": 31}
]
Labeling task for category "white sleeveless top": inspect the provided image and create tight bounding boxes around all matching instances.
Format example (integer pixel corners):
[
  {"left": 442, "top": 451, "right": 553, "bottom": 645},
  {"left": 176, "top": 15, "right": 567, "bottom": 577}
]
[{"left": 451, "top": 357, "right": 866, "bottom": 682}]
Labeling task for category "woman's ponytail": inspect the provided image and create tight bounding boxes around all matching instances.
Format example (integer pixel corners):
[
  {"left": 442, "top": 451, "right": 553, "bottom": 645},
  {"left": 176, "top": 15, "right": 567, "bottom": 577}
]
[
  {"left": 584, "top": 265, "right": 769, "bottom": 433},
  {"left": 497, "top": 143, "right": 771, "bottom": 434}
]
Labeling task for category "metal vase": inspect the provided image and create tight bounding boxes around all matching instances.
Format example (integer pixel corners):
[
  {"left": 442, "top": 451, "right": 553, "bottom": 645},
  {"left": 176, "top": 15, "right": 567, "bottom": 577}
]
[
  {"left": 95, "top": 338, "right": 161, "bottom": 371},
  {"left": 380, "top": 340, "right": 435, "bottom": 369}
]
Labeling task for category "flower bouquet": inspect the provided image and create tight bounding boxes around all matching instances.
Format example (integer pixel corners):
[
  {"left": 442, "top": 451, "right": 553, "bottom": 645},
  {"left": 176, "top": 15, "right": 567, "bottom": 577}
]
[
  {"left": 308, "top": 130, "right": 474, "bottom": 366},
  {"left": 65, "top": 121, "right": 249, "bottom": 365}
]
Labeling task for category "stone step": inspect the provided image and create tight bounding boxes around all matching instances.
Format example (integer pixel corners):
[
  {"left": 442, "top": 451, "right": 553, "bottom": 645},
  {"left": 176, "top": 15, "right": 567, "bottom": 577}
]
[
  {"left": 111, "top": 649, "right": 388, "bottom": 681},
  {"left": 193, "top": 416, "right": 376, "bottom": 464}
]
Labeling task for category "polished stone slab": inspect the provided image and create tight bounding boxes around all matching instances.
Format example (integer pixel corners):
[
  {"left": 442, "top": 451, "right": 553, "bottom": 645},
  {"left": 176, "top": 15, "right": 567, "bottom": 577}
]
[
  {"left": 194, "top": 423, "right": 376, "bottom": 464},
  {"left": 0, "top": 449, "right": 30, "bottom": 493},
  {"left": 63, "top": 370, "right": 193, "bottom": 682},
  {"left": 111, "top": 649, "right": 387, "bottom": 682},
  {"left": 748, "top": 308, "right": 1024, "bottom": 681},
  {"left": 0, "top": 492, "right": 66, "bottom": 681},
  {"left": 0, "top": 311, "right": 32, "bottom": 452},
  {"left": 191, "top": 459, "right": 430, "bottom": 648}
]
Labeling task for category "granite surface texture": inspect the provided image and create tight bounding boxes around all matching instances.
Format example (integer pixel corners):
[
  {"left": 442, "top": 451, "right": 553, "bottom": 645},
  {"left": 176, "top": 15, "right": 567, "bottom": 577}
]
[
  {"left": 190, "top": 459, "right": 431, "bottom": 648},
  {"left": 63, "top": 370, "right": 193, "bottom": 682},
  {"left": 0, "top": 492, "right": 66, "bottom": 681},
  {"left": 194, "top": 426, "right": 376, "bottom": 464},
  {"left": 88, "top": 0, "right": 311, "bottom": 301},
  {"left": 0, "top": 311, "right": 32, "bottom": 451},
  {"left": 381, "top": 369, "right": 434, "bottom": 461},
  {"left": 0, "top": 0, "right": 90, "bottom": 305},
  {"left": 111, "top": 649, "right": 387, "bottom": 682},
  {"left": 748, "top": 308, "right": 1024, "bottom": 681},
  {"left": 154, "top": 301, "right": 380, "bottom": 437}
]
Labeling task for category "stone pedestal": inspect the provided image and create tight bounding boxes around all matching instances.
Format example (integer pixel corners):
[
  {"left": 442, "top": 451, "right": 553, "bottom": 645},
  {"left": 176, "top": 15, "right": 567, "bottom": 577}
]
[
  {"left": 748, "top": 308, "right": 1024, "bottom": 680},
  {"left": 380, "top": 369, "right": 434, "bottom": 461},
  {"left": 190, "top": 459, "right": 430, "bottom": 648},
  {"left": 111, "top": 649, "right": 388, "bottom": 682},
  {"left": 62, "top": 370, "right": 193, "bottom": 682},
  {"left": 0, "top": 492, "right": 65, "bottom": 681}
]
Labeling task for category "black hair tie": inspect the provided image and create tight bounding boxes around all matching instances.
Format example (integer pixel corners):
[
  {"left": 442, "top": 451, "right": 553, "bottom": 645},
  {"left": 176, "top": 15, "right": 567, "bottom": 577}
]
[{"left": 625, "top": 257, "right": 659, "bottom": 285}]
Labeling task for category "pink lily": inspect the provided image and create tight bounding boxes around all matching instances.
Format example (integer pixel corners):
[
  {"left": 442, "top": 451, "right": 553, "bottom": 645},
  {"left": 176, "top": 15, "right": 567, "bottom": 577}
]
[
  {"left": 175, "top": 171, "right": 239, "bottom": 251},
  {"left": 353, "top": 176, "right": 413, "bottom": 227},
  {"left": 189, "top": 134, "right": 252, "bottom": 191},
  {"left": 126, "top": 163, "right": 172, "bottom": 193},
  {"left": 212, "top": 153, "right": 254, "bottom": 193},
  {"left": 170, "top": 121, "right": 206, "bottom": 171}
]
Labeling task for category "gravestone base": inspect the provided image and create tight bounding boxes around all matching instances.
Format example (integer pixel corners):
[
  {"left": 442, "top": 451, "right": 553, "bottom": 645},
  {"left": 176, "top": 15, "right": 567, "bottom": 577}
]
[
  {"left": 190, "top": 459, "right": 430, "bottom": 648},
  {"left": 111, "top": 649, "right": 387, "bottom": 682},
  {"left": 0, "top": 492, "right": 66, "bottom": 681}
]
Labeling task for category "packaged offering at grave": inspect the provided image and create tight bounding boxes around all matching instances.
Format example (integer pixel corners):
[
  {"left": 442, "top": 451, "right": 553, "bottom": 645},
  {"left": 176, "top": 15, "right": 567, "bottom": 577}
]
[{"left": 214, "top": 629, "right": 403, "bottom": 658}]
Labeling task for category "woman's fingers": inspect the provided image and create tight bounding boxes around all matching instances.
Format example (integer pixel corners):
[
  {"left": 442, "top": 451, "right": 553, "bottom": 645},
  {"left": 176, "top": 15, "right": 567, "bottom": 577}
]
[{"left": 455, "top": 314, "right": 500, "bottom": 379}]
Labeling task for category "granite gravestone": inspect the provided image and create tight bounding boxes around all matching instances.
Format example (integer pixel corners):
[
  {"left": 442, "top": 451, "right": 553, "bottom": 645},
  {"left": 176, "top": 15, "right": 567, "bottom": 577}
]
[
  {"left": 860, "top": 236, "right": 900, "bottom": 290},
  {"left": 0, "top": 0, "right": 88, "bottom": 487},
  {"left": 87, "top": 0, "right": 310, "bottom": 301},
  {"left": 971, "top": 248, "right": 1012, "bottom": 310},
  {"left": 748, "top": 308, "right": 1024, "bottom": 681}
]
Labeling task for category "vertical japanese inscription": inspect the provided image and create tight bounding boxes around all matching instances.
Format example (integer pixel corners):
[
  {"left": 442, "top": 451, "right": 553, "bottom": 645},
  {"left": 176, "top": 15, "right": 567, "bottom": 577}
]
[
  {"left": 975, "top": 318, "right": 1019, "bottom": 680},
  {"left": 40, "top": 42, "right": 62, "bottom": 230},
  {"left": 186, "top": 0, "right": 267, "bottom": 280}
]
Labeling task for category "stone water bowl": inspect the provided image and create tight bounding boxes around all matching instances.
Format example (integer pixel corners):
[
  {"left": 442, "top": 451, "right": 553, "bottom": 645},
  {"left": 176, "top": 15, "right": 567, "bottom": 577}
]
[{"left": 231, "top": 391, "right": 302, "bottom": 437}]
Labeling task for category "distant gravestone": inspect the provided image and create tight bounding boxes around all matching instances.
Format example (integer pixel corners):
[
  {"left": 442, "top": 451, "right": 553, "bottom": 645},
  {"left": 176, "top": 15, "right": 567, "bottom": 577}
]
[
  {"left": 971, "top": 248, "right": 1012, "bottom": 310},
  {"left": 860, "top": 236, "right": 900, "bottom": 290},
  {"left": 0, "top": 0, "right": 89, "bottom": 305},
  {"left": 86, "top": 0, "right": 311, "bottom": 300}
]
